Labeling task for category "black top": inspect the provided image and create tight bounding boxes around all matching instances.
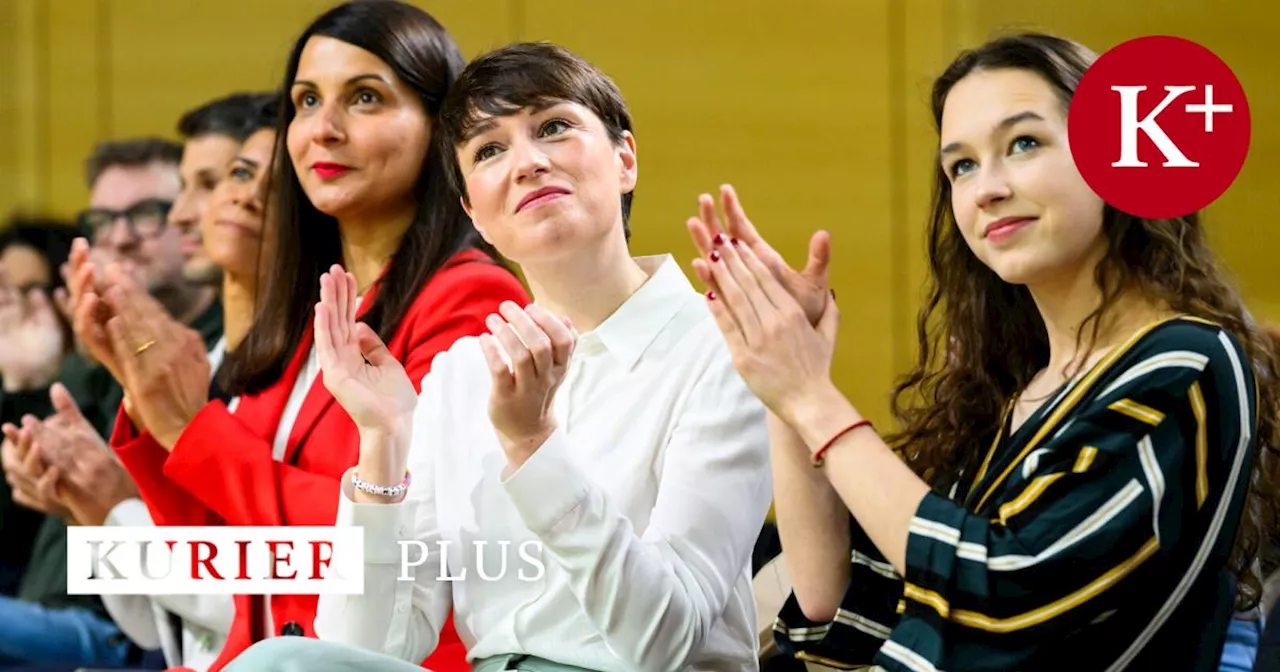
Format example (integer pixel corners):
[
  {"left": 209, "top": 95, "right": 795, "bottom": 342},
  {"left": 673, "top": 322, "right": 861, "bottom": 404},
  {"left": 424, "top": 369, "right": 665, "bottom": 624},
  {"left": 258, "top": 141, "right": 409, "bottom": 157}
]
[{"left": 774, "top": 317, "right": 1257, "bottom": 671}]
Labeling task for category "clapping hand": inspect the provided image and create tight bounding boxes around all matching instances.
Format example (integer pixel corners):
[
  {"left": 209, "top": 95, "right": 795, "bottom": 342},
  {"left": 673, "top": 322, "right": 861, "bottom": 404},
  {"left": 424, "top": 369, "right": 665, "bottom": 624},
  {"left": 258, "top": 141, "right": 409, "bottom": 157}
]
[
  {"left": 1, "top": 417, "right": 70, "bottom": 519},
  {"left": 689, "top": 187, "right": 842, "bottom": 423},
  {"left": 314, "top": 265, "right": 417, "bottom": 433},
  {"left": 313, "top": 265, "right": 417, "bottom": 495},
  {"left": 100, "top": 266, "right": 210, "bottom": 449},
  {"left": 33, "top": 384, "right": 139, "bottom": 526},
  {"left": 686, "top": 184, "right": 832, "bottom": 326},
  {"left": 478, "top": 302, "right": 576, "bottom": 471}
]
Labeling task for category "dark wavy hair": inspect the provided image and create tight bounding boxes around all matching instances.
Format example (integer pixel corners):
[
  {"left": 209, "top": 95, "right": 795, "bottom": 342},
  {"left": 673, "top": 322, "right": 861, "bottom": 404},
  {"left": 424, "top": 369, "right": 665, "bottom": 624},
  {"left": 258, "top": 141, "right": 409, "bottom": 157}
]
[
  {"left": 221, "top": 0, "right": 502, "bottom": 395},
  {"left": 885, "top": 32, "right": 1280, "bottom": 611}
]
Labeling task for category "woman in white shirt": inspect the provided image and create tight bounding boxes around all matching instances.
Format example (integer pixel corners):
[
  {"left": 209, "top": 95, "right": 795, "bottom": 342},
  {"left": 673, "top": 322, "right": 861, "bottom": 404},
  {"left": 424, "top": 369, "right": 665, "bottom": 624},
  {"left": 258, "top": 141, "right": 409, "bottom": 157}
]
[{"left": 227, "top": 42, "right": 773, "bottom": 672}]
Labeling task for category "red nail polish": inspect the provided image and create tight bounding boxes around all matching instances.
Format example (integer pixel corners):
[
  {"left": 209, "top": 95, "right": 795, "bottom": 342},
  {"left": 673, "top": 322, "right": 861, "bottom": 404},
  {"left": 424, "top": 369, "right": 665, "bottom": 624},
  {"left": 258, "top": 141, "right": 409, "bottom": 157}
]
[
  {"left": 712, "top": 234, "right": 725, "bottom": 246},
  {"left": 707, "top": 291, "right": 716, "bottom": 300},
  {"left": 710, "top": 251, "right": 721, "bottom": 262},
  {"left": 730, "top": 237, "right": 739, "bottom": 246}
]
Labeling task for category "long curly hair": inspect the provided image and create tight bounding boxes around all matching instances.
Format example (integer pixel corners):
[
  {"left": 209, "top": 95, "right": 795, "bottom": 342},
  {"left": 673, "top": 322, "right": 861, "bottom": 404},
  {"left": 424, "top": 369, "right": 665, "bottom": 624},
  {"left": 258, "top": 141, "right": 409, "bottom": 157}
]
[{"left": 885, "top": 32, "right": 1280, "bottom": 611}]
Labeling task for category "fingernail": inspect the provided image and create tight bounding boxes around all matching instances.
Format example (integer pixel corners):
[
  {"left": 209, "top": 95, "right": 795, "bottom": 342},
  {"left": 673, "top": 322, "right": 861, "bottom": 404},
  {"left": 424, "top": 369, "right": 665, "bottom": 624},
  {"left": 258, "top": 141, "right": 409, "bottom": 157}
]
[
  {"left": 712, "top": 233, "right": 725, "bottom": 246},
  {"left": 706, "top": 291, "right": 716, "bottom": 301},
  {"left": 710, "top": 251, "right": 721, "bottom": 262},
  {"left": 730, "top": 237, "right": 740, "bottom": 246}
]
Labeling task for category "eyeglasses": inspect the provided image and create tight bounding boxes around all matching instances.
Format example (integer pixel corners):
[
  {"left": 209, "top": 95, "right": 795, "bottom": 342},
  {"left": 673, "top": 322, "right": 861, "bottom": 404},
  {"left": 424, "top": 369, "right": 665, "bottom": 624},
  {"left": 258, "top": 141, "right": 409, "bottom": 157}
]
[{"left": 76, "top": 199, "right": 174, "bottom": 242}]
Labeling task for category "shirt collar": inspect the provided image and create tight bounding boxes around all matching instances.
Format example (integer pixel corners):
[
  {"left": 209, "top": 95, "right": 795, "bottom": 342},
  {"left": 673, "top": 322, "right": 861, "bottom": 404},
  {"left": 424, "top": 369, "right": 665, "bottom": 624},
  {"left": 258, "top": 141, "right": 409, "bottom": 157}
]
[{"left": 576, "top": 254, "right": 695, "bottom": 371}]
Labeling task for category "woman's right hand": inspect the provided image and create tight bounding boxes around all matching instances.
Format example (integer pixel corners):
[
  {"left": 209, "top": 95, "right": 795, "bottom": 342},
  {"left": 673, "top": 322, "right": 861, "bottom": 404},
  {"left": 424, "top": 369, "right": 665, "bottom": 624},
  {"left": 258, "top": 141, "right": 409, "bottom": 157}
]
[
  {"left": 65, "top": 239, "right": 120, "bottom": 374},
  {"left": 686, "top": 184, "right": 832, "bottom": 326},
  {"left": 314, "top": 265, "right": 416, "bottom": 473}
]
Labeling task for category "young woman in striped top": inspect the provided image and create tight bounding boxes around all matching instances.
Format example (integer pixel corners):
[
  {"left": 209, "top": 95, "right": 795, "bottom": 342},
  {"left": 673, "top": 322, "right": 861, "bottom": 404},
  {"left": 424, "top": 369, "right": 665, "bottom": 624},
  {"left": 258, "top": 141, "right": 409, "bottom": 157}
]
[{"left": 689, "top": 32, "right": 1280, "bottom": 671}]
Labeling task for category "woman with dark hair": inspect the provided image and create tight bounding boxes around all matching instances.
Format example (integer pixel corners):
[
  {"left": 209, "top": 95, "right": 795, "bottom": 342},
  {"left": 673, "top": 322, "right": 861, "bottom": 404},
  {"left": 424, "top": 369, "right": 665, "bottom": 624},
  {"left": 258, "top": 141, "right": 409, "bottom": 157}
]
[
  {"left": 66, "top": 2, "right": 527, "bottom": 670},
  {"left": 226, "top": 41, "right": 772, "bottom": 672},
  {"left": 688, "top": 33, "right": 1280, "bottom": 671}
]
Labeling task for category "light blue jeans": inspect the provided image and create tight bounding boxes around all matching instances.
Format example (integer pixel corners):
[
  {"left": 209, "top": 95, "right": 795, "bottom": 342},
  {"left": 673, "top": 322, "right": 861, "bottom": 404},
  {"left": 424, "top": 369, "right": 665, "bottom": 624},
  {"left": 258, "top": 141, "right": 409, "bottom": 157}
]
[
  {"left": 0, "top": 595, "right": 133, "bottom": 667},
  {"left": 1219, "top": 614, "right": 1264, "bottom": 672}
]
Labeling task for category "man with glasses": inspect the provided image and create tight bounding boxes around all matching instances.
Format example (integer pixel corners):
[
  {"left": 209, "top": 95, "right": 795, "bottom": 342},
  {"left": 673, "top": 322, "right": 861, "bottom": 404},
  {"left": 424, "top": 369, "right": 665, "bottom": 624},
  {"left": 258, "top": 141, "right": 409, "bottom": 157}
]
[{"left": 0, "top": 137, "right": 224, "bottom": 668}]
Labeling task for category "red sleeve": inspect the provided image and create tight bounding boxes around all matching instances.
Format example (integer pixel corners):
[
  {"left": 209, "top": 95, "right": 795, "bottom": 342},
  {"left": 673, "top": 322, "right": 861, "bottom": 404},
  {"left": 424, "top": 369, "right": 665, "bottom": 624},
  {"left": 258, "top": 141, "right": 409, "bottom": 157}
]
[
  {"left": 110, "top": 405, "right": 218, "bottom": 527},
  {"left": 159, "top": 259, "right": 530, "bottom": 528}
]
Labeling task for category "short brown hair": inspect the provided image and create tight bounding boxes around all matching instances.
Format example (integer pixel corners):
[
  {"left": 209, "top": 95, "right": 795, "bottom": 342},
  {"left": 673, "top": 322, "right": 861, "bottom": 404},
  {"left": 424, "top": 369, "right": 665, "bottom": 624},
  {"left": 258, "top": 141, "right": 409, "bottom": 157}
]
[
  {"left": 84, "top": 137, "right": 182, "bottom": 188},
  {"left": 440, "top": 42, "right": 636, "bottom": 237}
]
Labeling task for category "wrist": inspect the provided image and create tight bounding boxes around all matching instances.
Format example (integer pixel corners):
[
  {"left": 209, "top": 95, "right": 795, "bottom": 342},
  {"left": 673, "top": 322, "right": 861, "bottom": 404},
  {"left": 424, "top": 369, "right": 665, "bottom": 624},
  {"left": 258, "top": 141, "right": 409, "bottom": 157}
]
[
  {"left": 356, "top": 417, "right": 412, "bottom": 485},
  {"left": 498, "top": 422, "right": 556, "bottom": 469},
  {"left": 782, "top": 381, "right": 850, "bottom": 433}
]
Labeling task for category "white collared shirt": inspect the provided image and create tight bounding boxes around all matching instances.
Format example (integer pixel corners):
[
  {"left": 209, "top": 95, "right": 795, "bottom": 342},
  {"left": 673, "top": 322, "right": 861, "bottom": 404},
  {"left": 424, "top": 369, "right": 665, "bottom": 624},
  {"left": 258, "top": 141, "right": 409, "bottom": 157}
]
[
  {"left": 102, "top": 499, "right": 233, "bottom": 671},
  {"left": 316, "top": 255, "right": 772, "bottom": 671}
]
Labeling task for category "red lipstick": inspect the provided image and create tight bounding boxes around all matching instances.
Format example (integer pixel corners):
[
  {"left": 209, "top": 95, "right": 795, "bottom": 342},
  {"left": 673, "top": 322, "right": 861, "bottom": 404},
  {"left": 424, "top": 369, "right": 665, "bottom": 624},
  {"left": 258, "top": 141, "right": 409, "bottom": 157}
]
[{"left": 313, "top": 162, "right": 353, "bottom": 180}]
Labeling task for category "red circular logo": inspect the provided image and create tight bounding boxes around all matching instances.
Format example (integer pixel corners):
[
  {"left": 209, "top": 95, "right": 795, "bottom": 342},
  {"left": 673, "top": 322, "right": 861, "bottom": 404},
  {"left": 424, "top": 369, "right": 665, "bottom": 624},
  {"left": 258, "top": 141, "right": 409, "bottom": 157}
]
[{"left": 1068, "top": 36, "right": 1251, "bottom": 220}]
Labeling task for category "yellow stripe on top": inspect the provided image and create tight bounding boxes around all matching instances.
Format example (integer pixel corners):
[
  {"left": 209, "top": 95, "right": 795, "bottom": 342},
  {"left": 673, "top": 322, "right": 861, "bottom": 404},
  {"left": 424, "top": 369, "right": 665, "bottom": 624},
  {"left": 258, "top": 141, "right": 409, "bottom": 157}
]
[
  {"left": 973, "top": 316, "right": 1184, "bottom": 512},
  {"left": 902, "top": 537, "right": 1160, "bottom": 633},
  {"left": 1189, "top": 381, "right": 1208, "bottom": 509},
  {"left": 1073, "top": 446, "right": 1098, "bottom": 472},
  {"left": 967, "top": 396, "right": 1017, "bottom": 505},
  {"left": 1108, "top": 398, "right": 1166, "bottom": 425},
  {"left": 995, "top": 473, "right": 1064, "bottom": 526}
]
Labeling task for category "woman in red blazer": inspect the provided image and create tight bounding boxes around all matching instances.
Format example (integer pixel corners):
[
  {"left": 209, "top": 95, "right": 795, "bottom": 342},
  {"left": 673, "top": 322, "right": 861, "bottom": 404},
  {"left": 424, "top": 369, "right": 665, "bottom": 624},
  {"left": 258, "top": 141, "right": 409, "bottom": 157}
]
[{"left": 67, "top": 3, "right": 527, "bottom": 670}]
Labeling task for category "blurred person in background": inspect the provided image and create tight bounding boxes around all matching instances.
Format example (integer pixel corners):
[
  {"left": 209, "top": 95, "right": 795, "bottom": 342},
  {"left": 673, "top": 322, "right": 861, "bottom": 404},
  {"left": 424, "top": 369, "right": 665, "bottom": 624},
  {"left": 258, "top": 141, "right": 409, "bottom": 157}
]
[
  {"left": 0, "top": 87, "right": 271, "bottom": 664},
  {"left": 0, "top": 137, "right": 213, "bottom": 669},
  {"left": 171, "top": 92, "right": 279, "bottom": 289},
  {"left": 81, "top": 3, "right": 527, "bottom": 670},
  {"left": 31, "top": 94, "right": 280, "bottom": 672},
  {"left": 0, "top": 216, "right": 78, "bottom": 596}
]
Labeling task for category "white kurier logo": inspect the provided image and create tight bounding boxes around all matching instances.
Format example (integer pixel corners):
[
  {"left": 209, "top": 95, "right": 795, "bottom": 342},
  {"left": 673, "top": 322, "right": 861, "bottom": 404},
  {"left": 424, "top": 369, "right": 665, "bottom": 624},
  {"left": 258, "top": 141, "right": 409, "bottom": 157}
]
[
  {"left": 1069, "top": 36, "right": 1251, "bottom": 220},
  {"left": 1110, "top": 85, "right": 1234, "bottom": 168}
]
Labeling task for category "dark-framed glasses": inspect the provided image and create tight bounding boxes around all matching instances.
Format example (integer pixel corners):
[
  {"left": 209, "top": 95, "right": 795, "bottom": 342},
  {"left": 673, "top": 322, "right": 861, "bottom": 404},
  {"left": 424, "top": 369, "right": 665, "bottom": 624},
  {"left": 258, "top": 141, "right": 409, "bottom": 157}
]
[{"left": 76, "top": 199, "right": 174, "bottom": 241}]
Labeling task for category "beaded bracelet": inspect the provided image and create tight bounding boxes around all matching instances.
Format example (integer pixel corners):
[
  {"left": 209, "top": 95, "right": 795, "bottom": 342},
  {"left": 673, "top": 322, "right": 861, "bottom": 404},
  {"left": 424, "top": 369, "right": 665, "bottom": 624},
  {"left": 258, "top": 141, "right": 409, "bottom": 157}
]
[
  {"left": 811, "top": 420, "right": 874, "bottom": 468},
  {"left": 352, "top": 469, "right": 412, "bottom": 498}
]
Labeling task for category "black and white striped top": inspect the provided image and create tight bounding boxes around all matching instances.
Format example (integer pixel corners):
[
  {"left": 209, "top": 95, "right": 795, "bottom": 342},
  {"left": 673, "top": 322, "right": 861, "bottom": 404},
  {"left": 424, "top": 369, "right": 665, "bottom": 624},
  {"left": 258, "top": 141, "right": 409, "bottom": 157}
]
[{"left": 775, "top": 316, "right": 1259, "bottom": 671}]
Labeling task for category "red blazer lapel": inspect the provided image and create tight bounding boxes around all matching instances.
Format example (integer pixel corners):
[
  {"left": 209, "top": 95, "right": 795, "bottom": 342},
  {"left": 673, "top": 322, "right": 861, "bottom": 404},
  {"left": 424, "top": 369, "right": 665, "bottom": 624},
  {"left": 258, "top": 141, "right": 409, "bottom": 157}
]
[
  {"left": 282, "top": 279, "right": 385, "bottom": 465},
  {"left": 283, "top": 327, "right": 336, "bottom": 465},
  {"left": 233, "top": 340, "right": 309, "bottom": 443}
]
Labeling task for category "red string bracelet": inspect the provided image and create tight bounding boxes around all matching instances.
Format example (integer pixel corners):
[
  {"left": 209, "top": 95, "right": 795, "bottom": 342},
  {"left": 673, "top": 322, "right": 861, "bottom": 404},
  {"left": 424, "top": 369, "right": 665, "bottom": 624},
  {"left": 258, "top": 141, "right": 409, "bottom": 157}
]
[{"left": 811, "top": 419, "right": 874, "bottom": 468}]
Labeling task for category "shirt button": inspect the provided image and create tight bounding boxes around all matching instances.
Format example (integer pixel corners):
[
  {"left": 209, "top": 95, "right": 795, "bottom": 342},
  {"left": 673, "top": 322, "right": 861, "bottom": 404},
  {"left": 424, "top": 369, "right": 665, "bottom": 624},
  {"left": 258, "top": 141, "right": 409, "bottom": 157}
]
[{"left": 396, "top": 602, "right": 409, "bottom": 613}]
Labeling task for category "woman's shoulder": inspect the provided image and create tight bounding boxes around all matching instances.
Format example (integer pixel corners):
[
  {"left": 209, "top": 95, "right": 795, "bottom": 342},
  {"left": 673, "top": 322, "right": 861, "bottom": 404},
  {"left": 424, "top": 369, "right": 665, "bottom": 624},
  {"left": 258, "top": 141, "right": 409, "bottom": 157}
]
[
  {"left": 1119, "top": 315, "right": 1250, "bottom": 374},
  {"left": 413, "top": 249, "right": 528, "bottom": 304},
  {"left": 395, "top": 250, "right": 529, "bottom": 330},
  {"left": 1090, "top": 315, "right": 1255, "bottom": 410}
]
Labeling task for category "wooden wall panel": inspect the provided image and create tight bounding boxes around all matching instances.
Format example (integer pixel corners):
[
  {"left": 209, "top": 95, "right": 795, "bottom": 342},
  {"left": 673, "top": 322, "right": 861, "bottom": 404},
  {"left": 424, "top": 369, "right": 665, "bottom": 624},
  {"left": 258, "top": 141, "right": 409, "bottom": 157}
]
[
  {"left": 1, "top": 0, "right": 1275, "bottom": 422},
  {"left": 520, "top": 0, "right": 900, "bottom": 420},
  {"left": 0, "top": 0, "right": 44, "bottom": 219}
]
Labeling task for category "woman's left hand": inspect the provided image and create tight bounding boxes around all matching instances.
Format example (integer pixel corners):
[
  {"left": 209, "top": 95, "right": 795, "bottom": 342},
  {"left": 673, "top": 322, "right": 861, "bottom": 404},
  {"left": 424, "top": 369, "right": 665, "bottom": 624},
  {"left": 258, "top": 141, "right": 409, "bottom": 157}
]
[
  {"left": 102, "top": 270, "right": 210, "bottom": 450},
  {"left": 699, "top": 234, "right": 841, "bottom": 422},
  {"left": 479, "top": 301, "right": 576, "bottom": 471}
]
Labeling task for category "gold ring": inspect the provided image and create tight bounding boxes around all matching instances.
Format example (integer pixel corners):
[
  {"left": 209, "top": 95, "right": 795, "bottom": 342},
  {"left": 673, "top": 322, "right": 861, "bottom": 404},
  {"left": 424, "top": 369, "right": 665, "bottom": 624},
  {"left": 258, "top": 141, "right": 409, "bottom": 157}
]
[{"left": 134, "top": 339, "right": 156, "bottom": 355}]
